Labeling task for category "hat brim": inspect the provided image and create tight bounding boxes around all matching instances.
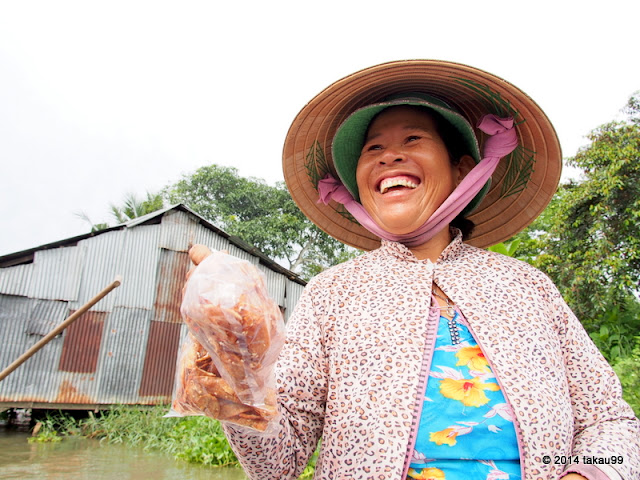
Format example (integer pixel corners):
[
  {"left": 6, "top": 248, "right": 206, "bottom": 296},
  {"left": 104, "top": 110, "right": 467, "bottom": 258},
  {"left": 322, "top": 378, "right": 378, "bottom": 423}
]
[{"left": 282, "top": 60, "right": 562, "bottom": 250}]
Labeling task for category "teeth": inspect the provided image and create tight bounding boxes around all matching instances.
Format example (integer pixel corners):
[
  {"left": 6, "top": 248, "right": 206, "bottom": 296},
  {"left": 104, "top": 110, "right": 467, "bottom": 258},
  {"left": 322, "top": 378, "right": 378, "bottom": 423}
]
[{"left": 380, "top": 177, "right": 418, "bottom": 194}]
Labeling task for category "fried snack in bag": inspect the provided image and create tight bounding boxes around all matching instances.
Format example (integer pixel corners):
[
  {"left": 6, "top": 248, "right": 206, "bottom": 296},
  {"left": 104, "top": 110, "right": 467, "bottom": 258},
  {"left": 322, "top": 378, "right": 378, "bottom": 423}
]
[
  {"left": 172, "top": 250, "right": 285, "bottom": 431},
  {"left": 171, "top": 334, "right": 277, "bottom": 431}
]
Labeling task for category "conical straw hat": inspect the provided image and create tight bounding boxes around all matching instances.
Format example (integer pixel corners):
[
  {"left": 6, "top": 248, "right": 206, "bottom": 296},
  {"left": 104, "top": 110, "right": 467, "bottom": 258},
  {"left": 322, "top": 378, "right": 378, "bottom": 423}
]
[{"left": 283, "top": 60, "right": 562, "bottom": 249}]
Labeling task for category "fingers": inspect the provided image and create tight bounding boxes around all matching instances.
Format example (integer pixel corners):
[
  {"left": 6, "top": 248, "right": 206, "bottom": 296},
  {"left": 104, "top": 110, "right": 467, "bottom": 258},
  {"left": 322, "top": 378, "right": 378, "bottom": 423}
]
[
  {"left": 184, "top": 245, "right": 212, "bottom": 298},
  {"left": 189, "top": 244, "right": 212, "bottom": 266},
  {"left": 185, "top": 265, "right": 197, "bottom": 283}
]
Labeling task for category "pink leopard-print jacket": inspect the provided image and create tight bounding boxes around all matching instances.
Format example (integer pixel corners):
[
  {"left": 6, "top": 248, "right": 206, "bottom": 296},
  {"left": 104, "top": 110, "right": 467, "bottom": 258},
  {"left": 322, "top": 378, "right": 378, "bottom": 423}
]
[{"left": 224, "top": 236, "right": 640, "bottom": 480}]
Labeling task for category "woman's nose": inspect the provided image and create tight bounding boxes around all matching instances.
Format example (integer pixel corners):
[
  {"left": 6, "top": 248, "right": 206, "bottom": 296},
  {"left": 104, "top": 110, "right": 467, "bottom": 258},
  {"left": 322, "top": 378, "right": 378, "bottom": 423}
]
[{"left": 379, "top": 148, "right": 406, "bottom": 165}]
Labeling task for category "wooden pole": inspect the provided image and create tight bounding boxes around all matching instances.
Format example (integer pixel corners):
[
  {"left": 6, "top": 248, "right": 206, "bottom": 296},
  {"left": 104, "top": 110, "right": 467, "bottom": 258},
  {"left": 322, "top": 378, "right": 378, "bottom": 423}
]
[{"left": 0, "top": 275, "right": 122, "bottom": 382}]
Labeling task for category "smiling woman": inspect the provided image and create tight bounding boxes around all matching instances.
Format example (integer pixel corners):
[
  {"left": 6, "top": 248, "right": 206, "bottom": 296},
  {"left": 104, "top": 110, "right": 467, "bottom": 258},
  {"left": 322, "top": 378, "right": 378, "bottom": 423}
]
[{"left": 185, "top": 60, "right": 640, "bottom": 480}]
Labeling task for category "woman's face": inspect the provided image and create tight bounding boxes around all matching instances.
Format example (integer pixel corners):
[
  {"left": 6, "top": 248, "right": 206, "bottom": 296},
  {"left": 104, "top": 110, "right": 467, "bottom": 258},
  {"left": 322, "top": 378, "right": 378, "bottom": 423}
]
[{"left": 356, "top": 106, "right": 467, "bottom": 235}]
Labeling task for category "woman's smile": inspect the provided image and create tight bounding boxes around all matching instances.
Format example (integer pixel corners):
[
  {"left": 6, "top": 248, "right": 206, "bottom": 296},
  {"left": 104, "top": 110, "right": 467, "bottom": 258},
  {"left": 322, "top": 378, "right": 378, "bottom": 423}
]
[{"left": 377, "top": 174, "right": 420, "bottom": 194}]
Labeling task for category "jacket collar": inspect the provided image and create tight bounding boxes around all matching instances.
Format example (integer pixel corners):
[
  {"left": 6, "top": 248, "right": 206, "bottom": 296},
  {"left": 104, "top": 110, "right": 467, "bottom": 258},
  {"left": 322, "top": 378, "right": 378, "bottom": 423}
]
[{"left": 379, "top": 228, "right": 465, "bottom": 264}]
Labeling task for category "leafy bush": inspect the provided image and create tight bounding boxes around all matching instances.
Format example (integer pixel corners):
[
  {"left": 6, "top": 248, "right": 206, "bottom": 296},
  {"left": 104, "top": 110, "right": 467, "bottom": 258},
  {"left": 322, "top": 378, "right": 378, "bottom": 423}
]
[
  {"left": 28, "top": 415, "right": 63, "bottom": 443},
  {"left": 29, "top": 405, "right": 318, "bottom": 478},
  {"left": 28, "top": 406, "right": 236, "bottom": 465},
  {"left": 299, "top": 445, "right": 320, "bottom": 479},
  {"left": 588, "top": 299, "right": 640, "bottom": 362},
  {"left": 79, "top": 406, "right": 237, "bottom": 466},
  {"left": 170, "top": 417, "right": 238, "bottom": 466},
  {"left": 28, "top": 410, "right": 81, "bottom": 443},
  {"left": 613, "top": 337, "right": 640, "bottom": 417}
]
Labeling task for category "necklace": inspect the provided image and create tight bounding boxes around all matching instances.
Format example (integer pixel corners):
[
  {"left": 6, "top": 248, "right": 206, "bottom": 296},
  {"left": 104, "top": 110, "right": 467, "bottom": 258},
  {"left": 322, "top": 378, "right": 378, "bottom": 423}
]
[
  {"left": 432, "top": 288, "right": 456, "bottom": 318},
  {"left": 433, "top": 287, "right": 460, "bottom": 344}
]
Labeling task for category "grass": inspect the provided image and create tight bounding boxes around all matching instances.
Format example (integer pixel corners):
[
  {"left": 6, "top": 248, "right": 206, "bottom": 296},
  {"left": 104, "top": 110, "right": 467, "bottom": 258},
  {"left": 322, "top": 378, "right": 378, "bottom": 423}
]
[
  {"left": 30, "top": 405, "right": 319, "bottom": 477},
  {"left": 613, "top": 337, "right": 640, "bottom": 417},
  {"left": 30, "top": 405, "right": 239, "bottom": 466}
]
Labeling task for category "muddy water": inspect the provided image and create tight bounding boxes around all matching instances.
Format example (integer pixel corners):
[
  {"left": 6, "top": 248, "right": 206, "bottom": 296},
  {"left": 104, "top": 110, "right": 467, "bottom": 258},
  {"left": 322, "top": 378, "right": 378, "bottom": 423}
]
[{"left": 0, "top": 427, "right": 248, "bottom": 480}]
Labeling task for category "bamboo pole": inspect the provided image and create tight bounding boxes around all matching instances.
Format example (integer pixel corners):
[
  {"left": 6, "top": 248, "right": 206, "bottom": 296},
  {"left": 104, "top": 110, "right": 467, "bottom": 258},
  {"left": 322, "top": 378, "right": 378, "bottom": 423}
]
[{"left": 0, "top": 275, "right": 123, "bottom": 382}]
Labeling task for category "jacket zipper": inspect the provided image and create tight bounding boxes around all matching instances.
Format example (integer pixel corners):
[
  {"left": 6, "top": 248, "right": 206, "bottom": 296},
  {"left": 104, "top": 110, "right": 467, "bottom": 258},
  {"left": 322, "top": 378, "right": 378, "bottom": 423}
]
[{"left": 400, "top": 301, "right": 441, "bottom": 478}]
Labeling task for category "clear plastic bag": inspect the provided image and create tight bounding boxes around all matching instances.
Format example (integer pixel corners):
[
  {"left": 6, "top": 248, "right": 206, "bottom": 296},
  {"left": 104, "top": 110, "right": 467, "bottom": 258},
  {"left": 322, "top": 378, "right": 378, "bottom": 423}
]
[{"left": 170, "top": 250, "right": 285, "bottom": 432}]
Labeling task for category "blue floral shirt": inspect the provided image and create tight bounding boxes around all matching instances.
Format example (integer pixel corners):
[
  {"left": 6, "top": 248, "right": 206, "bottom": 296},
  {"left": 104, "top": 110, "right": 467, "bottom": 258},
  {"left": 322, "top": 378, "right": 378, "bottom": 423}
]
[{"left": 408, "top": 312, "right": 521, "bottom": 480}]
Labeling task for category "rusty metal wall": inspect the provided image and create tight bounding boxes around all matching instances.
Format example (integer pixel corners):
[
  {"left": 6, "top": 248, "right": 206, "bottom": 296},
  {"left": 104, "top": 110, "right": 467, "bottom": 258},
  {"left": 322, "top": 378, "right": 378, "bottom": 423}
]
[
  {"left": 27, "top": 246, "right": 85, "bottom": 301},
  {"left": 153, "top": 249, "right": 189, "bottom": 324},
  {"left": 71, "top": 231, "right": 123, "bottom": 312},
  {"left": 59, "top": 310, "right": 107, "bottom": 374},
  {"left": 0, "top": 263, "right": 32, "bottom": 296},
  {"left": 284, "top": 281, "right": 305, "bottom": 323},
  {"left": 0, "top": 206, "right": 305, "bottom": 409},
  {"left": 115, "top": 226, "right": 161, "bottom": 310},
  {"left": 227, "top": 243, "right": 258, "bottom": 264},
  {"left": 138, "top": 320, "right": 182, "bottom": 398},
  {"left": 0, "top": 295, "right": 68, "bottom": 404},
  {"left": 158, "top": 209, "right": 199, "bottom": 252},
  {"left": 193, "top": 226, "right": 230, "bottom": 252},
  {"left": 257, "top": 264, "right": 286, "bottom": 308},
  {"left": 96, "top": 306, "right": 151, "bottom": 403}
]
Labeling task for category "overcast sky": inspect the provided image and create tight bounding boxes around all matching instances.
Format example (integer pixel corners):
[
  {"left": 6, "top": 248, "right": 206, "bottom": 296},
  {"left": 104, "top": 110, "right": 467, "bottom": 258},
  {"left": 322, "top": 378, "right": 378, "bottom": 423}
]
[{"left": 0, "top": 1, "right": 638, "bottom": 256}]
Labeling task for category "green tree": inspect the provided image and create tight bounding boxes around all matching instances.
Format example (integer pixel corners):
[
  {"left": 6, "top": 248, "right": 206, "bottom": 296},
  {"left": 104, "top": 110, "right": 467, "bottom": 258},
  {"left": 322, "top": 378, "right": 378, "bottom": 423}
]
[
  {"left": 613, "top": 336, "right": 640, "bottom": 416},
  {"left": 165, "top": 164, "right": 357, "bottom": 278},
  {"left": 543, "top": 93, "right": 639, "bottom": 321},
  {"left": 510, "top": 93, "right": 640, "bottom": 354},
  {"left": 587, "top": 298, "right": 640, "bottom": 362},
  {"left": 110, "top": 192, "right": 165, "bottom": 224},
  {"left": 76, "top": 192, "right": 165, "bottom": 233},
  {"left": 487, "top": 239, "right": 521, "bottom": 258},
  {"left": 74, "top": 211, "right": 110, "bottom": 232}
]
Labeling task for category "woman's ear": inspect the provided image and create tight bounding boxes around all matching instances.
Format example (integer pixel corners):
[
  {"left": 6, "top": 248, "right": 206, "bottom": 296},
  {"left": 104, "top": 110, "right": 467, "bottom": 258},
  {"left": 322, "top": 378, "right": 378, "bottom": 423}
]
[{"left": 455, "top": 155, "right": 476, "bottom": 186}]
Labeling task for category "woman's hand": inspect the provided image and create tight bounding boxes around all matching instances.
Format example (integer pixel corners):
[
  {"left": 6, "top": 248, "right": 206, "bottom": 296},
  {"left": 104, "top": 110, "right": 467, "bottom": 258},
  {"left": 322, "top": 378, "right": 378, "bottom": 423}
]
[
  {"left": 183, "top": 244, "right": 212, "bottom": 296},
  {"left": 181, "top": 245, "right": 212, "bottom": 338},
  {"left": 189, "top": 244, "right": 212, "bottom": 266}
]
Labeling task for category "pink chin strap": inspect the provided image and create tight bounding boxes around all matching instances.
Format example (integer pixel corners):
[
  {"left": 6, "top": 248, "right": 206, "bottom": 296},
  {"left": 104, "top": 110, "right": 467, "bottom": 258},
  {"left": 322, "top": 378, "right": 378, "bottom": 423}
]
[{"left": 317, "top": 114, "right": 519, "bottom": 247}]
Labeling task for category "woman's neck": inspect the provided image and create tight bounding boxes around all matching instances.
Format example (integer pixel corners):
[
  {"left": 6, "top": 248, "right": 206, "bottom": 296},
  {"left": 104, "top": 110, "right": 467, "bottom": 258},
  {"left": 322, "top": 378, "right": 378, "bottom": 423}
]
[{"left": 408, "top": 227, "right": 453, "bottom": 261}]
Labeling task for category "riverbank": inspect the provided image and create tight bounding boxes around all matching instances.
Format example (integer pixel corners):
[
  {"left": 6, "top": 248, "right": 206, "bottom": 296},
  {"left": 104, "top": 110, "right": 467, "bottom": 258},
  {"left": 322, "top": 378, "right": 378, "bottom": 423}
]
[
  {"left": 15, "top": 405, "right": 317, "bottom": 479},
  {"left": 0, "top": 427, "right": 248, "bottom": 480}
]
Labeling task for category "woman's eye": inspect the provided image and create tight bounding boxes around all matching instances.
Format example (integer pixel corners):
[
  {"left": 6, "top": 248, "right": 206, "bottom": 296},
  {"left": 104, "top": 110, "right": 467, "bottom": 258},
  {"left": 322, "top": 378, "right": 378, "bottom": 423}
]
[
  {"left": 406, "top": 135, "right": 421, "bottom": 143},
  {"left": 366, "top": 144, "right": 383, "bottom": 151}
]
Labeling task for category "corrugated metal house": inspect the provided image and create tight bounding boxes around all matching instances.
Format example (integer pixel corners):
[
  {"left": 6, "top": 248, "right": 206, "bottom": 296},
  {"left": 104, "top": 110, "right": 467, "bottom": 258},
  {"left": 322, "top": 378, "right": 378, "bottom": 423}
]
[{"left": 0, "top": 204, "right": 306, "bottom": 410}]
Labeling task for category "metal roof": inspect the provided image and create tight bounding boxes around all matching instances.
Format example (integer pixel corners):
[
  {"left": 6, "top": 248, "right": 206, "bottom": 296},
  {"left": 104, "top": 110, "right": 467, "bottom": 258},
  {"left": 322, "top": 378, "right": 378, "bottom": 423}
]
[{"left": 0, "top": 204, "right": 305, "bottom": 286}]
